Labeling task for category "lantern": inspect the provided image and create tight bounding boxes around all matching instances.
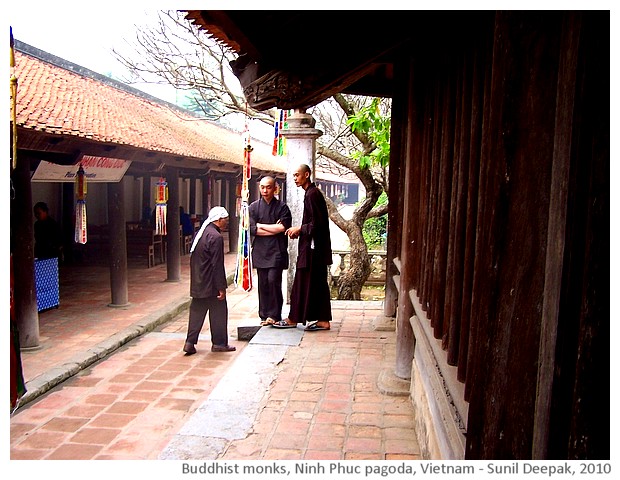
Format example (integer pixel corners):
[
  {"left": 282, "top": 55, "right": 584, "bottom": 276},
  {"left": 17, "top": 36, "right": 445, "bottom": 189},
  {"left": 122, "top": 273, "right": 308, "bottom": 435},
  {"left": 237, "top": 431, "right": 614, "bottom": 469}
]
[
  {"left": 154, "top": 177, "right": 168, "bottom": 235},
  {"left": 75, "top": 165, "right": 88, "bottom": 244}
]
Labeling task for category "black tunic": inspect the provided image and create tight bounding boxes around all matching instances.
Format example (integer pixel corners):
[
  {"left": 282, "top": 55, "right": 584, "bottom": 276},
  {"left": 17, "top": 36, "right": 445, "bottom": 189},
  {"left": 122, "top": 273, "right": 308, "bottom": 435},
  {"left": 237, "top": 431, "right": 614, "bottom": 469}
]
[
  {"left": 189, "top": 223, "right": 227, "bottom": 298},
  {"left": 288, "top": 183, "right": 333, "bottom": 323},
  {"left": 34, "top": 217, "right": 62, "bottom": 259},
  {"left": 296, "top": 183, "right": 332, "bottom": 268},
  {"left": 249, "top": 197, "right": 292, "bottom": 269}
]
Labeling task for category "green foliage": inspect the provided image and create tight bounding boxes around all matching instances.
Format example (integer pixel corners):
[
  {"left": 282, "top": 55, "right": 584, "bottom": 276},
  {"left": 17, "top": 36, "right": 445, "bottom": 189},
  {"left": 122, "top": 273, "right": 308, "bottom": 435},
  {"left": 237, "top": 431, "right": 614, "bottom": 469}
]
[
  {"left": 362, "top": 191, "right": 388, "bottom": 249},
  {"left": 346, "top": 98, "right": 391, "bottom": 169}
]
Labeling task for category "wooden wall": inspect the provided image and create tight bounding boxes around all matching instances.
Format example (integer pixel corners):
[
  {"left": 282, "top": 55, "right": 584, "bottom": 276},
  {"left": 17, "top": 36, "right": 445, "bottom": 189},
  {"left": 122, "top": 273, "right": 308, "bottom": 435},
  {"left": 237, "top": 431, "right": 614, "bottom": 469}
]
[{"left": 398, "top": 11, "right": 608, "bottom": 459}]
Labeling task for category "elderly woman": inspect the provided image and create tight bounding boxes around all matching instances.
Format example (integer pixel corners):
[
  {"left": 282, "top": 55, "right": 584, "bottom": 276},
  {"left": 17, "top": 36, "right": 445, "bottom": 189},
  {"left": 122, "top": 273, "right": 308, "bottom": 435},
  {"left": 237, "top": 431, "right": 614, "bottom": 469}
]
[{"left": 184, "top": 206, "right": 236, "bottom": 355}]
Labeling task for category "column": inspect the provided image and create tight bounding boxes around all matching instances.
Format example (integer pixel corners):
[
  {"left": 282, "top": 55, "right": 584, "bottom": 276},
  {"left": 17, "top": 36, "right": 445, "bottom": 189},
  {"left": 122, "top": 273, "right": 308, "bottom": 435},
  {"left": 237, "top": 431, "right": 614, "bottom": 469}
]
[
  {"left": 281, "top": 109, "right": 323, "bottom": 299},
  {"left": 227, "top": 176, "right": 239, "bottom": 254},
  {"left": 141, "top": 175, "right": 151, "bottom": 223},
  {"left": 166, "top": 167, "right": 181, "bottom": 281},
  {"left": 394, "top": 59, "right": 417, "bottom": 380},
  {"left": 383, "top": 58, "right": 407, "bottom": 321},
  {"left": 189, "top": 176, "right": 197, "bottom": 215},
  {"left": 378, "top": 57, "right": 415, "bottom": 395},
  {"left": 202, "top": 175, "right": 211, "bottom": 217},
  {"left": 108, "top": 179, "right": 129, "bottom": 306},
  {"left": 60, "top": 183, "right": 76, "bottom": 263},
  {"left": 10, "top": 156, "right": 39, "bottom": 348}
]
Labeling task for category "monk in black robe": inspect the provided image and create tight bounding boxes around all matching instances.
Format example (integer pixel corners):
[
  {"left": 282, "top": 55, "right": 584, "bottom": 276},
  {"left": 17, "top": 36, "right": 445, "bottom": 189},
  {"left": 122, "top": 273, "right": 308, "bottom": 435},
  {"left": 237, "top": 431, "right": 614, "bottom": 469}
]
[
  {"left": 249, "top": 176, "right": 292, "bottom": 325},
  {"left": 274, "top": 164, "right": 332, "bottom": 331}
]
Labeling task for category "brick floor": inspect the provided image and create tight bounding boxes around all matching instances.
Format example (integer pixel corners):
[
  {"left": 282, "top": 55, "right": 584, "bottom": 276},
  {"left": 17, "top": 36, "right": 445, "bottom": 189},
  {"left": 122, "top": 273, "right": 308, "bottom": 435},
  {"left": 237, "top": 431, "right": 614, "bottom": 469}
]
[
  {"left": 11, "top": 253, "right": 422, "bottom": 462},
  {"left": 218, "top": 304, "right": 422, "bottom": 461}
]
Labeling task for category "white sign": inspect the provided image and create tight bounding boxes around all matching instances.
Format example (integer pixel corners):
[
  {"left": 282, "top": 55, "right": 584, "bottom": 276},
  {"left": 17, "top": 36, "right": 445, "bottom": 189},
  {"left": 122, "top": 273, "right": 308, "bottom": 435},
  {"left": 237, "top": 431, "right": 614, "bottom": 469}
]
[{"left": 31, "top": 156, "right": 131, "bottom": 182}]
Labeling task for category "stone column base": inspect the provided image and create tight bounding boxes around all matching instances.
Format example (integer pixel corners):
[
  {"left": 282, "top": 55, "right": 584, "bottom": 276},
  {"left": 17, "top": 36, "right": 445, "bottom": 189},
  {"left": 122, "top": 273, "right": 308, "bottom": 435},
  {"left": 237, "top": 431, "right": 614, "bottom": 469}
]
[
  {"left": 372, "top": 314, "right": 396, "bottom": 331},
  {"left": 377, "top": 369, "right": 410, "bottom": 396}
]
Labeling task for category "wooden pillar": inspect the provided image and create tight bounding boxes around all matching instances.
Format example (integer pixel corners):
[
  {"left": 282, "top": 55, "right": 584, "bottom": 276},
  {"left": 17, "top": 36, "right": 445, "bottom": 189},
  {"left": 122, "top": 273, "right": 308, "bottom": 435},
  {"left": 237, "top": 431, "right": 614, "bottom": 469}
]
[
  {"left": 202, "top": 175, "right": 210, "bottom": 217},
  {"left": 10, "top": 157, "right": 39, "bottom": 348},
  {"left": 383, "top": 173, "right": 401, "bottom": 314},
  {"left": 383, "top": 57, "right": 407, "bottom": 319},
  {"left": 142, "top": 175, "right": 151, "bottom": 223},
  {"left": 394, "top": 59, "right": 417, "bottom": 380},
  {"left": 227, "top": 176, "right": 239, "bottom": 254},
  {"left": 166, "top": 167, "right": 181, "bottom": 282},
  {"left": 189, "top": 176, "right": 197, "bottom": 215},
  {"left": 281, "top": 110, "right": 322, "bottom": 300},
  {"left": 61, "top": 183, "right": 75, "bottom": 263},
  {"left": 107, "top": 180, "right": 129, "bottom": 306}
]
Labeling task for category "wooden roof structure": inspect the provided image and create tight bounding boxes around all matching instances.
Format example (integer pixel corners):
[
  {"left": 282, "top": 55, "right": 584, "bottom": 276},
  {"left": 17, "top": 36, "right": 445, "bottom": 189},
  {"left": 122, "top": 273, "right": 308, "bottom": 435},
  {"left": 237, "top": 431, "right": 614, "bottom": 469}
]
[{"left": 184, "top": 11, "right": 493, "bottom": 110}]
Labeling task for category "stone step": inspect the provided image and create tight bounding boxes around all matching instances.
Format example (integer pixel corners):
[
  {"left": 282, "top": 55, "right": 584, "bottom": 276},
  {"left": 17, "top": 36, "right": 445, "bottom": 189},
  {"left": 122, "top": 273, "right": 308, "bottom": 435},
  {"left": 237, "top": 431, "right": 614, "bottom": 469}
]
[{"left": 236, "top": 318, "right": 262, "bottom": 341}]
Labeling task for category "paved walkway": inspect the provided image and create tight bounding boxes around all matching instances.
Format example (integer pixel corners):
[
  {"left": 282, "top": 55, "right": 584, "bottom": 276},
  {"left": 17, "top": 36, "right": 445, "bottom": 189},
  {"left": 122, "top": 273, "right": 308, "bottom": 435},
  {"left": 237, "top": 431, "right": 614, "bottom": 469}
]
[{"left": 10, "top": 254, "right": 420, "bottom": 461}]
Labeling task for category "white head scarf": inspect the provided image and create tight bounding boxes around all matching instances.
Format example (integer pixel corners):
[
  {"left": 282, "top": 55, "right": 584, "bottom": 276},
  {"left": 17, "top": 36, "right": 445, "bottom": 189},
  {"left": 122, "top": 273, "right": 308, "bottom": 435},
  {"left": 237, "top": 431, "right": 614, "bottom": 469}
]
[{"left": 190, "top": 206, "right": 229, "bottom": 253}]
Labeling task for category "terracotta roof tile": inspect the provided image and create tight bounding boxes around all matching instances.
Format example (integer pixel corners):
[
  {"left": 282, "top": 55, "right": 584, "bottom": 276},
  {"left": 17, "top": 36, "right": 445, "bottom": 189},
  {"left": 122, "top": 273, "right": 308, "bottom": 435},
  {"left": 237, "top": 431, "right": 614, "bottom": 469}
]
[{"left": 14, "top": 50, "right": 283, "bottom": 172}]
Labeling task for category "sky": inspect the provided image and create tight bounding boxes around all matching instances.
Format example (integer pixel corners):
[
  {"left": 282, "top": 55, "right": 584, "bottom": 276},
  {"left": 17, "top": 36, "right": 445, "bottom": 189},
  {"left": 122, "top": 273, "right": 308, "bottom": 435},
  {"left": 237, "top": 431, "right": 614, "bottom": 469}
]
[{"left": 6, "top": 5, "right": 179, "bottom": 102}]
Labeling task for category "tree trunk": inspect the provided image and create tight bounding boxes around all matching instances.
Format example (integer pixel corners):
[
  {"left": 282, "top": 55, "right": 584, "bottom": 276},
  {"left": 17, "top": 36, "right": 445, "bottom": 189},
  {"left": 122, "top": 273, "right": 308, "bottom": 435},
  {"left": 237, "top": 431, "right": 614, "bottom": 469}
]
[{"left": 337, "top": 226, "right": 371, "bottom": 300}]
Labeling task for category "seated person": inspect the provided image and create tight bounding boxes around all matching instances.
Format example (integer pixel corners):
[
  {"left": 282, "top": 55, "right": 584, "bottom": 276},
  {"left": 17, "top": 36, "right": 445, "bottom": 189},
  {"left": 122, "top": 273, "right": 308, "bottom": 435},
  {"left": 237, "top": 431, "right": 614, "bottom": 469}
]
[
  {"left": 33, "top": 201, "right": 62, "bottom": 260},
  {"left": 180, "top": 207, "right": 194, "bottom": 236}
]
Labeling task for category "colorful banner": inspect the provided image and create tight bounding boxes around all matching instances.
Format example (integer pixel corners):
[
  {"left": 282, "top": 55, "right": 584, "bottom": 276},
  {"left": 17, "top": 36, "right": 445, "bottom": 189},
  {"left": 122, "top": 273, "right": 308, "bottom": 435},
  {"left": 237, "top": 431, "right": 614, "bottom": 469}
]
[
  {"left": 272, "top": 109, "right": 290, "bottom": 156},
  {"left": 235, "top": 130, "right": 253, "bottom": 292}
]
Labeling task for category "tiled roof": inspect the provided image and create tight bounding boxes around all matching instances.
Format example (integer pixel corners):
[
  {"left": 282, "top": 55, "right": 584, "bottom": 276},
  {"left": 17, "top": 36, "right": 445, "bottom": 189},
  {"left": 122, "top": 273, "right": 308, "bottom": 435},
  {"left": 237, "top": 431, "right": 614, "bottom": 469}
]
[{"left": 13, "top": 48, "right": 284, "bottom": 173}]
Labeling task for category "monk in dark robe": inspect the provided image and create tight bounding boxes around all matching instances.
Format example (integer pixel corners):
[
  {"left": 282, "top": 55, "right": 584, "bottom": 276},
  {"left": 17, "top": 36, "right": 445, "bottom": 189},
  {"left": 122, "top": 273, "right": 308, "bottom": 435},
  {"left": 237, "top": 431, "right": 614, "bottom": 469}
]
[
  {"left": 273, "top": 163, "right": 332, "bottom": 331},
  {"left": 249, "top": 176, "right": 292, "bottom": 325}
]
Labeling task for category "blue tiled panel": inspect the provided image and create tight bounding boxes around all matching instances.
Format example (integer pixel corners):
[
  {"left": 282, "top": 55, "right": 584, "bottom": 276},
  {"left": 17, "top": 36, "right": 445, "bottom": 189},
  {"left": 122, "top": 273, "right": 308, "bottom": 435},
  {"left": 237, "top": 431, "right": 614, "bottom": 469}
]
[{"left": 35, "top": 257, "right": 59, "bottom": 311}]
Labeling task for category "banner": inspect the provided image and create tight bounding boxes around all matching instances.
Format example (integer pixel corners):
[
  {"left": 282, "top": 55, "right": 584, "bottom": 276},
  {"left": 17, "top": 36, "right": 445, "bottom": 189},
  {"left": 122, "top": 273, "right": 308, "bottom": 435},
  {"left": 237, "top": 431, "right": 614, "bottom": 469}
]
[{"left": 32, "top": 156, "right": 131, "bottom": 182}]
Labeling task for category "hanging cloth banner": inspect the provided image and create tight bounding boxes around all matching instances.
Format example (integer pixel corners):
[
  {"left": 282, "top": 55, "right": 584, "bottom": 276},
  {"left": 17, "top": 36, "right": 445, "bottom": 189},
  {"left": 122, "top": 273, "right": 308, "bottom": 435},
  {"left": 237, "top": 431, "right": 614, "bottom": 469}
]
[
  {"left": 272, "top": 109, "right": 290, "bottom": 156},
  {"left": 235, "top": 129, "right": 253, "bottom": 292},
  {"left": 74, "top": 165, "right": 88, "bottom": 244},
  {"left": 10, "top": 28, "right": 18, "bottom": 170},
  {"left": 272, "top": 114, "right": 279, "bottom": 156},
  {"left": 155, "top": 177, "right": 168, "bottom": 235}
]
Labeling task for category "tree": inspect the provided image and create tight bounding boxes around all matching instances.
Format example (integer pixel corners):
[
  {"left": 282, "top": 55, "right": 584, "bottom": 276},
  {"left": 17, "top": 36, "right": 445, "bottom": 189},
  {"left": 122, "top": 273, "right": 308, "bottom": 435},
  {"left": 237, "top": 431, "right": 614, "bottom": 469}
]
[
  {"left": 362, "top": 192, "right": 388, "bottom": 249},
  {"left": 113, "top": 10, "right": 390, "bottom": 299},
  {"left": 312, "top": 95, "right": 390, "bottom": 299}
]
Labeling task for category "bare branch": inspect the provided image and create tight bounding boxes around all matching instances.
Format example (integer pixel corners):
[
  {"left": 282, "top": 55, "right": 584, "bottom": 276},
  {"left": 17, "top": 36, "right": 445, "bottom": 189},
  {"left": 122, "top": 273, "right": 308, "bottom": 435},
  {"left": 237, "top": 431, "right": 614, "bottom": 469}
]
[{"left": 112, "top": 10, "right": 274, "bottom": 125}]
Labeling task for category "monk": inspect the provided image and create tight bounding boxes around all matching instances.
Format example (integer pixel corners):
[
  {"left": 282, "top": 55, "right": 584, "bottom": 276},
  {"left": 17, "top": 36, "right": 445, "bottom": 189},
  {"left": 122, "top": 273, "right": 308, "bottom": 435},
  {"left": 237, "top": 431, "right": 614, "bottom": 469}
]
[
  {"left": 273, "top": 163, "right": 332, "bottom": 331},
  {"left": 249, "top": 176, "right": 292, "bottom": 326}
]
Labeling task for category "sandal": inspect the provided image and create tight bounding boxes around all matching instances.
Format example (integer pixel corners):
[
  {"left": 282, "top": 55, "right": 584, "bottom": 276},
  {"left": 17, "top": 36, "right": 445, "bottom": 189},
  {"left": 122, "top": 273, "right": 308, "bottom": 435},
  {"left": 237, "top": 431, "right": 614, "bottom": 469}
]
[
  {"left": 305, "top": 322, "right": 330, "bottom": 331},
  {"left": 260, "top": 318, "right": 276, "bottom": 326},
  {"left": 272, "top": 319, "right": 297, "bottom": 329}
]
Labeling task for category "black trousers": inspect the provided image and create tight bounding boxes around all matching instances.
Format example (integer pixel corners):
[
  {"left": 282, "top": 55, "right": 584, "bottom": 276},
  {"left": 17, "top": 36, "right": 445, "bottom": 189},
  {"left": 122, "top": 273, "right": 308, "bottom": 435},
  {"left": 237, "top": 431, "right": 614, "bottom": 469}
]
[
  {"left": 186, "top": 296, "right": 229, "bottom": 346},
  {"left": 257, "top": 267, "right": 284, "bottom": 321}
]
